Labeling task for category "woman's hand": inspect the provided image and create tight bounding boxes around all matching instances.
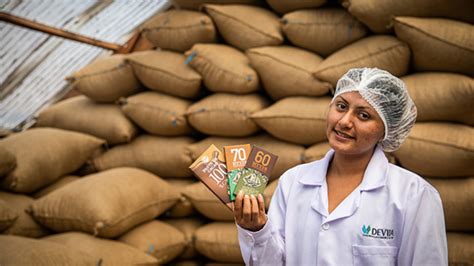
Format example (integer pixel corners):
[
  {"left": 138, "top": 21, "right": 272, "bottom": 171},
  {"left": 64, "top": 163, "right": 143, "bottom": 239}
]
[{"left": 234, "top": 191, "right": 267, "bottom": 232}]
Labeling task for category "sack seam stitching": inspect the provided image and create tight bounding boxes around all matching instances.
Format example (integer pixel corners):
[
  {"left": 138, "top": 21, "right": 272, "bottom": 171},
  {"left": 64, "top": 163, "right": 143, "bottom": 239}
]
[
  {"left": 396, "top": 19, "right": 474, "bottom": 53},
  {"left": 144, "top": 22, "right": 213, "bottom": 31},
  {"left": 252, "top": 115, "right": 326, "bottom": 121},
  {"left": 207, "top": 7, "right": 281, "bottom": 42},
  {"left": 129, "top": 60, "right": 201, "bottom": 83},
  {"left": 192, "top": 53, "right": 255, "bottom": 82},
  {"left": 33, "top": 198, "right": 177, "bottom": 230},
  {"left": 73, "top": 64, "right": 128, "bottom": 80},
  {"left": 124, "top": 101, "right": 185, "bottom": 118},
  {"left": 285, "top": 21, "right": 361, "bottom": 26},
  {"left": 187, "top": 108, "right": 254, "bottom": 116},
  {"left": 248, "top": 50, "right": 316, "bottom": 73},
  {"left": 314, "top": 42, "right": 406, "bottom": 74},
  {"left": 407, "top": 136, "right": 473, "bottom": 152}
]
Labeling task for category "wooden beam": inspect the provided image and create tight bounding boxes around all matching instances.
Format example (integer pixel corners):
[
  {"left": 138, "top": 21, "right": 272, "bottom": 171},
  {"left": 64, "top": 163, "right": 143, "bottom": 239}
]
[{"left": 0, "top": 11, "right": 134, "bottom": 53}]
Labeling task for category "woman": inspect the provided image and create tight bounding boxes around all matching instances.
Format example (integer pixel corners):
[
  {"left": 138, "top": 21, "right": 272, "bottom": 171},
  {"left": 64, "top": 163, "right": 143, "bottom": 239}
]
[{"left": 233, "top": 68, "right": 448, "bottom": 265}]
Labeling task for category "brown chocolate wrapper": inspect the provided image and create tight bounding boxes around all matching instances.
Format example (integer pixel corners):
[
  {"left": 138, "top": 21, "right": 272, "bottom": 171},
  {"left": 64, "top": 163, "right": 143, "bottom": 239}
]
[
  {"left": 189, "top": 144, "right": 234, "bottom": 210},
  {"left": 224, "top": 144, "right": 252, "bottom": 172},
  {"left": 245, "top": 145, "right": 278, "bottom": 177}
]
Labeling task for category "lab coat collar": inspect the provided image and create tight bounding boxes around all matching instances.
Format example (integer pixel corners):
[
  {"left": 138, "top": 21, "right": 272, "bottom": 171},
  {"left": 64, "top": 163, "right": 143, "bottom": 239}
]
[
  {"left": 299, "top": 149, "right": 334, "bottom": 186},
  {"left": 358, "top": 147, "right": 389, "bottom": 191},
  {"left": 298, "top": 147, "right": 388, "bottom": 191}
]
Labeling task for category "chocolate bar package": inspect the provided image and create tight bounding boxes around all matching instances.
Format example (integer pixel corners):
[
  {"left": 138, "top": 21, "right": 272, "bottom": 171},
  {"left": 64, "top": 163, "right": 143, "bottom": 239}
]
[
  {"left": 224, "top": 144, "right": 251, "bottom": 201},
  {"left": 189, "top": 145, "right": 233, "bottom": 210},
  {"left": 234, "top": 145, "right": 278, "bottom": 197}
]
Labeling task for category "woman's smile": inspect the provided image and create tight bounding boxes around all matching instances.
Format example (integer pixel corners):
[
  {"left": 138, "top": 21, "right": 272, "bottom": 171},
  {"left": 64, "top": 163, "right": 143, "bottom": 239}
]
[{"left": 333, "top": 129, "right": 355, "bottom": 140}]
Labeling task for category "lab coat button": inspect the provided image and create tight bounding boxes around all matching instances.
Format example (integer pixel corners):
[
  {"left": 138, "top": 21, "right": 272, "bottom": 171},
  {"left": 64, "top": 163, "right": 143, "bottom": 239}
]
[{"left": 321, "top": 223, "right": 330, "bottom": 230}]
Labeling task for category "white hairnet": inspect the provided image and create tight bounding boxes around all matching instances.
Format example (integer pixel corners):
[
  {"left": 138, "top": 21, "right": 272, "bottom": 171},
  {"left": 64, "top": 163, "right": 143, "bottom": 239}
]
[{"left": 332, "top": 67, "right": 417, "bottom": 152}]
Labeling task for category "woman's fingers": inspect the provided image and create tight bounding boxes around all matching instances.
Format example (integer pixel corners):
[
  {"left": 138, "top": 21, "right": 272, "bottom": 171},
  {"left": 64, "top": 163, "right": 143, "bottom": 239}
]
[
  {"left": 257, "top": 194, "right": 265, "bottom": 214},
  {"left": 234, "top": 191, "right": 243, "bottom": 221},
  {"left": 250, "top": 195, "right": 259, "bottom": 222},
  {"left": 243, "top": 194, "right": 251, "bottom": 223}
]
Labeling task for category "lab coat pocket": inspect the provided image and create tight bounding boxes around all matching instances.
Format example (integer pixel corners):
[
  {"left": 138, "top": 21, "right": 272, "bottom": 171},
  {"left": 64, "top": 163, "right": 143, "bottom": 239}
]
[{"left": 352, "top": 244, "right": 398, "bottom": 266}]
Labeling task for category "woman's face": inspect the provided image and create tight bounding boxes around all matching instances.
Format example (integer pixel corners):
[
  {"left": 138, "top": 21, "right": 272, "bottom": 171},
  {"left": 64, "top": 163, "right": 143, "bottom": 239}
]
[{"left": 326, "top": 92, "right": 385, "bottom": 156}]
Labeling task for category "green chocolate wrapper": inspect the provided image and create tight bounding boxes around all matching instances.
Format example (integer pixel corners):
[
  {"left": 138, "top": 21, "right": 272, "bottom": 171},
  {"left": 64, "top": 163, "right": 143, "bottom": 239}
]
[
  {"left": 234, "top": 168, "right": 269, "bottom": 196},
  {"left": 228, "top": 169, "right": 240, "bottom": 201}
]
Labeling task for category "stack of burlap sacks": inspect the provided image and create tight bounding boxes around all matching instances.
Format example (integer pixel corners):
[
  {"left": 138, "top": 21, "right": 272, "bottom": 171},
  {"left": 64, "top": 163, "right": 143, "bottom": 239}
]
[{"left": 0, "top": 0, "right": 473, "bottom": 264}]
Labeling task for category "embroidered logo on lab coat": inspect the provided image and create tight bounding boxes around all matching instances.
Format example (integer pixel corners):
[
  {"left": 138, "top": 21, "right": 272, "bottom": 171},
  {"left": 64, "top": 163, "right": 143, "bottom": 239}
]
[{"left": 362, "top": 225, "right": 394, "bottom": 239}]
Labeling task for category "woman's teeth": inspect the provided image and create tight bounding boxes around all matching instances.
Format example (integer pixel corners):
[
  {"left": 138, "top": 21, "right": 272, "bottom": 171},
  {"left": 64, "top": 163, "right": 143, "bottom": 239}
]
[{"left": 335, "top": 130, "right": 353, "bottom": 138}]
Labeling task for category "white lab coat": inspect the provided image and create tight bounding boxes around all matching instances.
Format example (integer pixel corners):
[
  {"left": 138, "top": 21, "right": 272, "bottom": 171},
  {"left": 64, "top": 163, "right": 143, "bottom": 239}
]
[{"left": 237, "top": 147, "right": 448, "bottom": 266}]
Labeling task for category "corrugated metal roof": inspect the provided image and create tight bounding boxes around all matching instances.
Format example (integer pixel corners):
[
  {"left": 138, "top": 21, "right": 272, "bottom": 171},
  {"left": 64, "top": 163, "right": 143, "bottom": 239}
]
[{"left": 0, "top": 0, "right": 170, "bottom": 133}]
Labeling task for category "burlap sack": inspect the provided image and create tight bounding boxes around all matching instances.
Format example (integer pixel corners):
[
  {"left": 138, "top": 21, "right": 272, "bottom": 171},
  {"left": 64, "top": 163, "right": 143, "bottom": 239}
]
[
  {"left": 303, "top": 142, "right": 331, "bottom": 163},
  {"left": 45, "top": 232, "right": 158, "bottom": 265},
  {"left": 263, "top": 179, "right": 278, "bottom": 210},
  {"left": 185, "top": 44, "right": 259, "bottom": 94},
  {"left": 206, "top": 263, "right": 244, "bottom": 266},
  {"left": 203, "top": 4, "right": 283, "bottom": 51},
  {"left": 183, "top": 182, "right": 234, "bottom": 221},
  {"left": 342, "top": 0, "right": 474, "bottom": 33},
  {"left": 119, "top": 220, "right": 186, "bottom": 264},
  {"left": 251, "top": 97, "right": 331, "bottom": 145},
  {"left": 33, "top": 176, "right": 80, "bottom": 199},
  {"left": 36, "top": 96, "right": 137, "bottom": 145},
  {"left": 187, "top": 134, "right": 304, "bottom": 179},
  {"left": 282, "top": 8, "right": 368, "bottom": 57},
  {"left": 402, "top": 73, "right": 474, "bottom": 126},
  {"left": 427, "top": 178, "right": 474, "bottom": 232},
  {"left": 447, "top": 233, "right": 474, "bottom": 265},
  {"left": 394, "top": 17, "right": 474, "bottom": 77},
  {"left": 247, "top": 46, "right": 331, "bottom": 100},
  {"left": 313, "top": 35, "right": 410, "bottom": 87},
  {"left": 187, "top": 93, "right": 268, "bottom": 137},
  {"left": 195, "top": 222, "right": 243, "bottom": 263},
  {"left": 0, "top": 146, "right": 15, "bottom": 177},
  {"left": 93, "top": 135, "right": 194, "bottom": 178},
  {"left": 0, "top": 128, "right": 105, "bottom": 193},
  {"left": 172, "top": 0, "right": 262, "bottom": 10},
  {"left": 0, "top": 199, "right": 18, "bottom": 232},
  {"left": 0, "top": 192, "right": 50, "bottom": 237},
  {"left": 394, "top": 123, "right": 474, "bottom": 177},
  {"left": 72, "top": 160, "right": 98, "bottom": 177},
  {"left": 165, "top": 179, "right": 197, "bottom": 218},
  {"left": 267, "top": 0, "right": 326, "bottom": 15},
  {"left": 67, "top": 54, "right": 139, "bottom": 102},
  {"left": 127, "top": 50, "right": 202, "bottom": 98},
  {"left": 176, "top": 260, "right": 206, "bottom": 266},
  {"left": 0, "top": 235, "right": 98, "bottom": 265},
  {"left": 121, "top": 91, "right": 192, "bottom": 136},
  {"left": 30, "top": 167, "right": 180, "bottom": 238},
  {"left": 164, "top": 217, "right": 205, "bottom": 259},
  {"left": 142, "top": 10, "right": 216, "bottom": 52}
]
